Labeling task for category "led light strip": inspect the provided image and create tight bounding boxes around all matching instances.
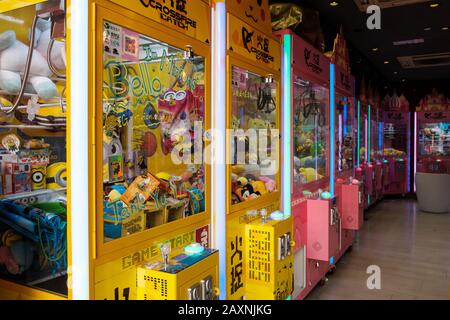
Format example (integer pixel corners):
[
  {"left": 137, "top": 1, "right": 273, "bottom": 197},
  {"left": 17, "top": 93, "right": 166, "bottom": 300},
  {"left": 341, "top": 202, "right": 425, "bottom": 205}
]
[
  {"left": 212, "top": 1, "right": 227, "bottom": 300},
  {"left": 330, "top": 64, "right": 335, "bottom": 195},
  {"left": 357, "top": 100, "right": 361, "bottom": 167},
  {"left": 282, "top": 34, "right": 292, "bottom": 217},
  {"left": 70, "top": 0, "right": 89, "bottom": 300}
]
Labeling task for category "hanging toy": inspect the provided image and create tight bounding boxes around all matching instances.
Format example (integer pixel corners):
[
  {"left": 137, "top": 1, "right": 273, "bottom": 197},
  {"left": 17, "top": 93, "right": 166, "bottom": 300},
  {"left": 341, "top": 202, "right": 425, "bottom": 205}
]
[{"left": 2, "top": 134, "right": 20, "bottom": 154}]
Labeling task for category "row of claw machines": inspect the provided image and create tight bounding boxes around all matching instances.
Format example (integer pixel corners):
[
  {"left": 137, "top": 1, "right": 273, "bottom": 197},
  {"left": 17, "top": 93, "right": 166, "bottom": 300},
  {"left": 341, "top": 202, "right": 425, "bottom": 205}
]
[{"left": 0, "top": 0, "right": 407, "bottom": 300}]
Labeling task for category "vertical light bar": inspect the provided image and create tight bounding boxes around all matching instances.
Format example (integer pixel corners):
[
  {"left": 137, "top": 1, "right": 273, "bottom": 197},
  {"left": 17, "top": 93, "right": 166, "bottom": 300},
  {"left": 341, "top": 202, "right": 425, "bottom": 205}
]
[
  {"left": 212, "top": 1, "right": 227, "bottom": 300},
  {"left": 414, "top": 111, "right": 417, "bottom": 192},
  {"left": 282, "top": 34, "right": 292, "bottom": 217},
  {"left": 338, "top": 113, "right": 343, "bottom": 172},
  {"left": 70, "top": 0, "right": 89, "bottom": 300},
  {"left": 407, "top": 112, "right": 411, "bottom": 193},
  {"left": 343, "top": 97, "right": 348, "bottom": 136},
  {"left": 367, "top": 104, "right": 371, "bottom": 164},
  {"left": 329, "top": 64, "right": 335, "bottom": 195},
  {"left": 357, "top": 100, "right": 361, "bottom": 167},
  {"left": 378, "top": 122, "right": 383, "bottom": 152}
]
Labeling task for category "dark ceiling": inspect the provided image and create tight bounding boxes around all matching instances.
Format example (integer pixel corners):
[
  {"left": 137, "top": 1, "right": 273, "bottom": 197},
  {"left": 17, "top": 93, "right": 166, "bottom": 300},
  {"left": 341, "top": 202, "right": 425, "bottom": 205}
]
[{"left": 270, "top": 0, "right": 450, "bottom": 83}]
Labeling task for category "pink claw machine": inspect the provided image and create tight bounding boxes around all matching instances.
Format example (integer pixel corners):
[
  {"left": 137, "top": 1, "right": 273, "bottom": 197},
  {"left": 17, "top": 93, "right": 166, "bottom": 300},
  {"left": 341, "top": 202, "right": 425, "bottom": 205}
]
[
  {"left": 330, "top": 31, "right": 362, "bottom": 263},
  {"left": 371, "top": 90, "right": 383, "bottom": 203},
  {"left": 355, "top": 80, "right": 371, "bottom": 209},
  {"left": 275, "top": 29, "right": 339, "bottom": 300},
  {"left": 382, "top": 92, "right": 410, "bottom": 196},
  {"left": 415, "top": 89, "right": 450, "bottom": 177}
]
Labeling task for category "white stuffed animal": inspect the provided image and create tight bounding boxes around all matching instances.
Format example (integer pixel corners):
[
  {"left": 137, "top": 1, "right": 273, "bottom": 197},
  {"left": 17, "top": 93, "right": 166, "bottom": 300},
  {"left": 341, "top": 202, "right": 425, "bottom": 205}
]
[
  {"left": 0, "top": 29, "right": 57, "bottom": 99},
  {"left": 33, "top": 18, "right": 66, "bottom": 71}
]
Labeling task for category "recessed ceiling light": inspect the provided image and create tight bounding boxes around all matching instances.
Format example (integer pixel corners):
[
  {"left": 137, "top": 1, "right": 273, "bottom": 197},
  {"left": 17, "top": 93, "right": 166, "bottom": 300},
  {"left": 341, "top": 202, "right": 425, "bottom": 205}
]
[
  {"left": 330, "top": 1, "right": 339, "bottom": 6},
  {"left": 393, "top": 38, "right": 424, "bottom": 46},
  {"left": 384, "top": 60, "right": 390, "bottom": 64},
  {"left": 402, "top": 79, "right": 406, "bottom": 82},
  {"left": 394, "top": 71, "right": 398, "bottom": 74},
  {"left": 429, "top": 3, "right": 440, "bottom": 8},
  {"left": 442, "top": 26, "right": 449, "bottom": 31},
  {"left": 372, "top": 47, "right": 379, "bottom": 52},
  {"left": 424, "top": 27, "right": 432, "bottom": 31}
]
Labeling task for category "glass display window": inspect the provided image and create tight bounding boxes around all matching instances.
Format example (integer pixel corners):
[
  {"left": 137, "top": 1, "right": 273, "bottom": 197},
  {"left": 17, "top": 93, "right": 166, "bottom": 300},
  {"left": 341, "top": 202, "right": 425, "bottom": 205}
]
[
  {"left": 335, "top": 94, "right": 354, "bottom": 176},
  {"left": 293, "top": 76, "right": 329, "bottom": 194},
  {"left": 230, "top": 66, "right": 279, "bottom": 207},
  {"left": 383, "top": 120, "right": 408, "bottom": 159},
  {"left": 359, "top": 105, "right": 367, "bottom": 164},
  {"left": 418, "top": 122, "right": 450, "bottom": 157},
  {"left": 0, "top": 0, "right": 67, "bottom": 296},
  {"left": 101, "top": 20, "right": 206, "bottom": 243}
]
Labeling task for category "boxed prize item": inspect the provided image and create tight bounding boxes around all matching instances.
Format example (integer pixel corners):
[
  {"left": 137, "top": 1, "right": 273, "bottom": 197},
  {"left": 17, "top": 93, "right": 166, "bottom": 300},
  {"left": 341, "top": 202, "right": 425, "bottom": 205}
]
[{"left": 121, "top": 172, "right": 161, "bottom": 205}]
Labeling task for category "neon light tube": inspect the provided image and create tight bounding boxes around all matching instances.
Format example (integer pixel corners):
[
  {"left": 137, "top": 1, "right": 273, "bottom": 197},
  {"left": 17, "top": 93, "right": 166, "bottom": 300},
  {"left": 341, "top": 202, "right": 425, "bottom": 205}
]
[
  {"left": 357, "top": 100, "right": 361, "bottom": 167},
  {"left": 378, "top": 122, "right": 383, "bottom": 152},
  {"left": 368, "top": 104, "right": 371, "bottom": 164},
  {"left": 330, "top": 64, "right": 335, "bottom": 195},
  {"left": 343, "top": 97, "right": 348, "bottom": 137},
  {"left": 414, "top": 112, "right": 417, "bottom": 192},
  {"left": 282, "top": 34, "right": 292, "bottom": 217},
  {"left": 212, "top": 2, "right": 227, "bottom": 300},
  {"left": 70, "top": 0, "right": 90, "bottom": 300},
  {"left": 407, "top": 112, "right": 411, "bottom": 193}
]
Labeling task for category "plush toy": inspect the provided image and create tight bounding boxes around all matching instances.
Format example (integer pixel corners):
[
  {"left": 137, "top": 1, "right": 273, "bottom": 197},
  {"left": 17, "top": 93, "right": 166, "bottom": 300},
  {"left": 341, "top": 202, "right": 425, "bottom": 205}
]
[
  {"left": 33, "top": 19, "right": 66, "bottom": 71},
  {"left": 294, "top": 156, "right": 301, "bottom": 169},
  {"left": 299, "top": 167, "right": 323, "bottom": 183},
  {"left": 231, "top": 164, "right": 246, "bottom": 175},
  {"left": 237, "top": 176, "right": 260, "bottom": 201},
  {"left": 244, "top": 164, "right": 261, "bottom": 178},
  {"left": 259, "top": 176, "right": 277, "bottom": 193},
  {"left": 0, "top": 30, "right": 57, "bottom": 99},
  {"left": 24, "top": 138, "right": 50, "bottom": 149},
  {"left": 251, "top": 179, "right": 268, "bottom": 195}
]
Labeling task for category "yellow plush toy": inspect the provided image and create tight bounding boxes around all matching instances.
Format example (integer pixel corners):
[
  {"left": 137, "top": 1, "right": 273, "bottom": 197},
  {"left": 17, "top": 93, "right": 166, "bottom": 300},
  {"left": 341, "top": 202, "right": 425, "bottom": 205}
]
[{"left": 299, "top": 167, "right": 323, "bottom": 183}]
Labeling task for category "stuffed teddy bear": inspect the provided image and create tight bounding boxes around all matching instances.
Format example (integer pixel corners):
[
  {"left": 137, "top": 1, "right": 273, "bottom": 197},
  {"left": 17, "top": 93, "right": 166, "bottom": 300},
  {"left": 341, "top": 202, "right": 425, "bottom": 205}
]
[
  {"left": 0, "top": 30, "right": 58, "bottom": 99},
  {"left": 33, "top": 18, "right": 66, "bottom": 72}
]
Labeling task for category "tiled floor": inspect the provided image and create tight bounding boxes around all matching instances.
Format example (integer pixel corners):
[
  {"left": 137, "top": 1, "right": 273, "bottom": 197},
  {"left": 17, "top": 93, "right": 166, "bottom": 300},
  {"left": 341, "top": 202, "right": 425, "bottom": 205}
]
[{"left": 307, "top": 198, "right": 450, "bottom": 300}]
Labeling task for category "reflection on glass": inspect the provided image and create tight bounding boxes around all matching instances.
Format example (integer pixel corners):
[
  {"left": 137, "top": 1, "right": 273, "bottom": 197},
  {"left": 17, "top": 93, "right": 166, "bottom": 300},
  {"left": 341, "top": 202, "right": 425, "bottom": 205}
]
[
  {"left": 418, "top": 122, "right": 450, "bottom": 157},
  {"left": 0, "top": 0, "right": 67, "bottom": 296},
  {"left": 102, "top": 21, "right": 206, "bottom": 243},
  {"left": 383, "top": 121, "right": 407, "bottom": 159},
  {"left": 360, "top": 107, "right": 367, "bottom": 163},
  {"left": 230, "top": 66, "right": 278, "bottom": 206},
  {"left": 293, "top": 77, "right": 328, "bottom": 193},
  {"left": 336, "top": 95, "right": 354, "bottom": 174}
]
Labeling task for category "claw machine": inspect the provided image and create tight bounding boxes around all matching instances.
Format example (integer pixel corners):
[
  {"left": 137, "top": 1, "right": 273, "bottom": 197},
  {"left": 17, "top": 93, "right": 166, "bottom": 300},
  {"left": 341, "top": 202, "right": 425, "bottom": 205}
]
[
  {"left": 330, "top": 31, "right": 362, "bottom": 263},
  {"left": 355, "top": 80, "right": 370, "bottom": 209},
  {"left": 93, "top": 0, "right": 219, "bottom": 300},
  {"left": 0, "top": 0, "right": 69, "bottom": 300},
  {"left": 371, "top": 89, "right": 383, "bottom": 203},
  {"left": 274, "top": 26, "right": 336, "bottom": 299},
  {"left": 415, "top": 89, "right": 450, "bottom": 177},
  {"left": 382, "top": 92, "right": 410, "bottom": 196},
  {"left": 1, "top": 0, "right": 219, "bottom": 301},
  {"left": 216, "top": 0, "right": 293, "bottom": 300}
]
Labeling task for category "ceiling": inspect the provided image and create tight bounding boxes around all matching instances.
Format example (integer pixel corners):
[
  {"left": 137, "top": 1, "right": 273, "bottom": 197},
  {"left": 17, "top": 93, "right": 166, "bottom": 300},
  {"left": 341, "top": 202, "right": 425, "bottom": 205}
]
[{"left": 271, "top": 0, "right": 450, "bottom": 83}]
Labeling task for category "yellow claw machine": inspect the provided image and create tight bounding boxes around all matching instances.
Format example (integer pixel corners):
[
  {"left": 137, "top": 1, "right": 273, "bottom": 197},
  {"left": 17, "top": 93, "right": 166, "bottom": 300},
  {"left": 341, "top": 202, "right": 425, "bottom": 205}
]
[
  {"left": 0, "top": 0, "right": 68, "bottom": 300},
  {"left": 0, "top": 0, "right": 218, "bottom": 300},
  {"left": 212, "top": 0, "right": 293, "bottom": 300}
]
